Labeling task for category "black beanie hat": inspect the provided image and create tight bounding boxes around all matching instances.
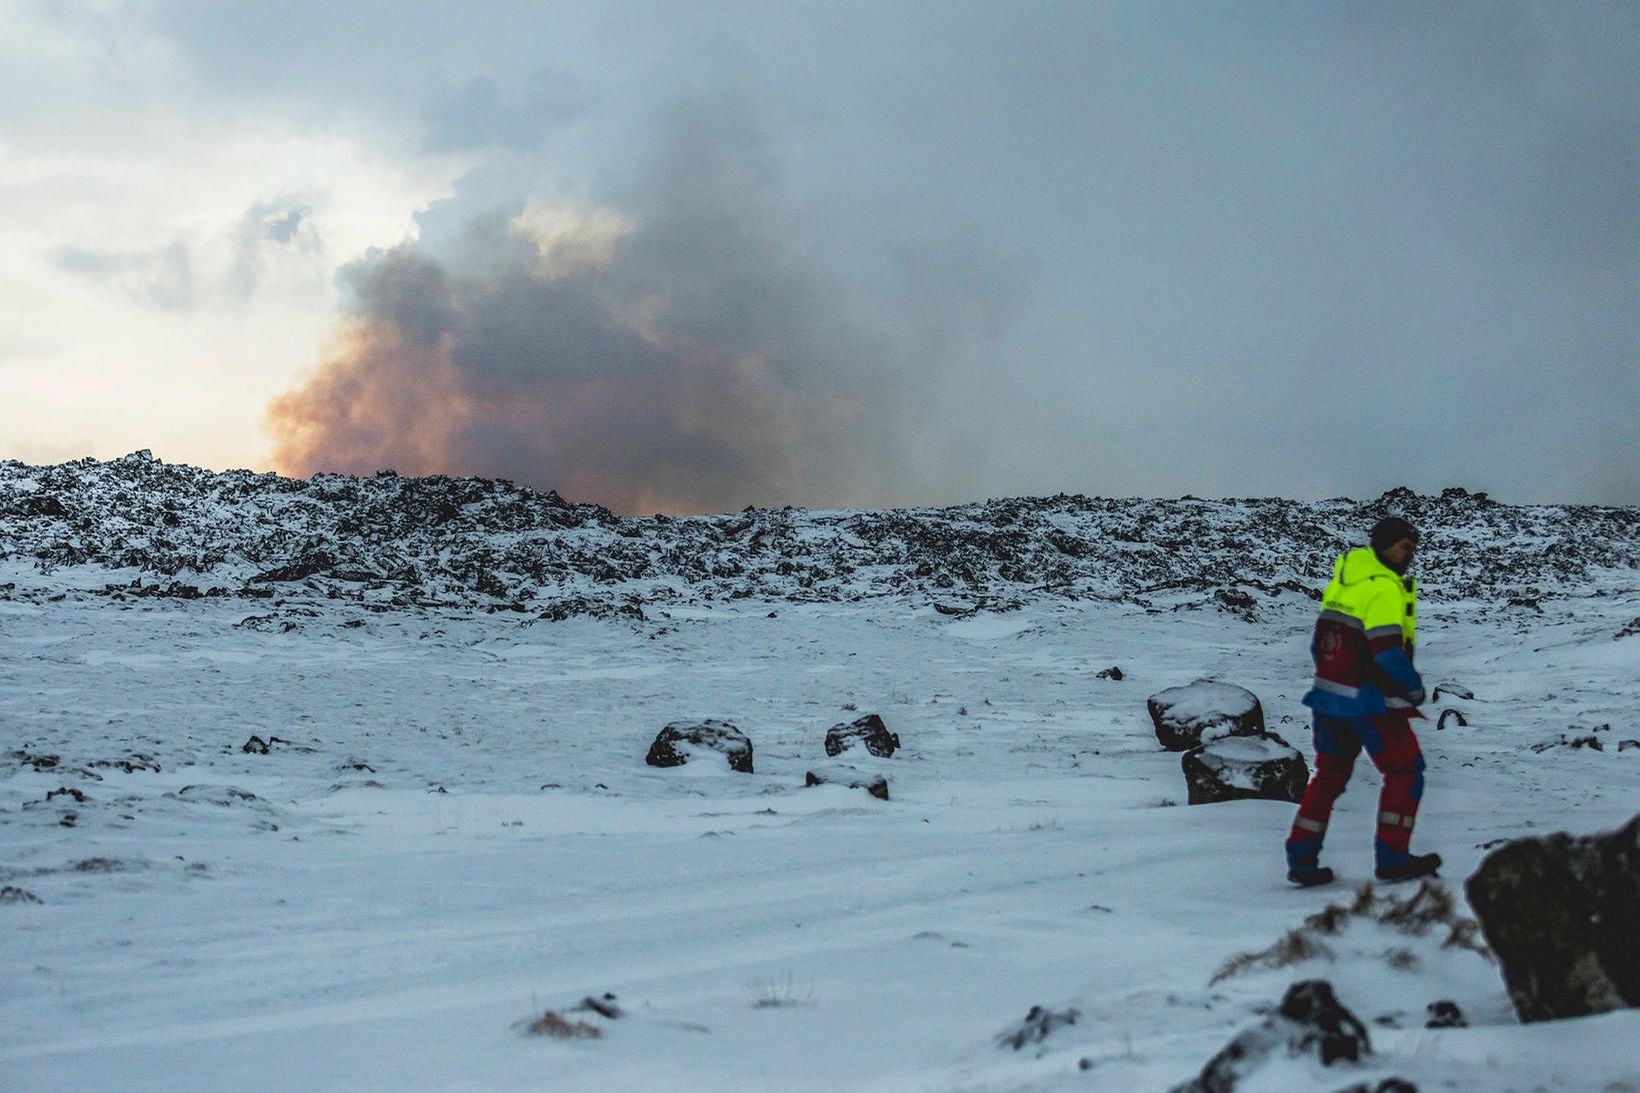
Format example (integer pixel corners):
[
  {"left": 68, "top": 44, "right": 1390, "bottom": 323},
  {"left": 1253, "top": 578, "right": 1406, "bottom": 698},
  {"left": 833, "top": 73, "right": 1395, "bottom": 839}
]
[{"left": 1370, "top": 516, "right": 1420, "bottom": 551}]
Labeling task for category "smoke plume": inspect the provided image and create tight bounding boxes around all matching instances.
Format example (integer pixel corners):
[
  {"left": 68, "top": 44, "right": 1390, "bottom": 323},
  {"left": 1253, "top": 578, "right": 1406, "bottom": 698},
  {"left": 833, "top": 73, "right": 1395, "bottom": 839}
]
[{"left": 267, "top": 100, "right": 924, "bottom": 514}]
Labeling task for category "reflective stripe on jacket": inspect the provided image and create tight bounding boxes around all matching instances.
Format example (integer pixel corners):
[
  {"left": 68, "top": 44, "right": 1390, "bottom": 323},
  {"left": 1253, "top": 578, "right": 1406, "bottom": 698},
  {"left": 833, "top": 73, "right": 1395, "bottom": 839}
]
[{"left": 1302, "top": 547, "right": 1424, "bottom": 718}]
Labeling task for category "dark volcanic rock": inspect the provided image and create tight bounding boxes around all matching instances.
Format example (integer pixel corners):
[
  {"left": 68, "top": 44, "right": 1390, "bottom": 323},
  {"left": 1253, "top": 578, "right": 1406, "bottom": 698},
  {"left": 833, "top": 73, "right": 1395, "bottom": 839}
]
[
  {"left": 824, "top": 714, "right": 900, "bottom": 758},
  {"left": 536, "top": 595, "right": 645, "bottom": 623},
  {"left": 5, "top": 456, "right": 1634, "bottom": 619},
  {"left": 1424, "top": 1000, "right": 1465, "bottom": 1029},
  {"left": 1530, "top": 734, "right": 1604, "bottom": 753},
  {"left": 1182, "top": 732, "right": 1307, "bottom": 805},
  {"left": 252, "top": 550, "right": 336, "bottom": 583},
  {"left": 1464, "top": 812, "right": 1640, "bottom": 1022},
  {"left": 804, "top": 764, "right": 889, "bottom": 800},
  {"left": 996, "top": 1004, "right": 1080, "bottom": 1050},
  {"left": 9, "top": 751, "right": 59, "bottom": 771},
  {"left": 91, "top": 753, "right": 160, "bottom": 773},
  {"left": 239, "top": 736, "right": 302, "bottom": 755},
  {"left": 8, "top": 492, "right": 67, "bottom": 518},
  {"left": 645, "top": 720, "right": 754, "bottom": 773},
  {"left": 1170, "top": 980, "right": 1372, "bottom": 1092},
  {"left": 1436, "top": 709, "right": 1468, "bottom": 730},
  {"left": 1148, "top": 680, "right": 1266, "bottom": 751}
]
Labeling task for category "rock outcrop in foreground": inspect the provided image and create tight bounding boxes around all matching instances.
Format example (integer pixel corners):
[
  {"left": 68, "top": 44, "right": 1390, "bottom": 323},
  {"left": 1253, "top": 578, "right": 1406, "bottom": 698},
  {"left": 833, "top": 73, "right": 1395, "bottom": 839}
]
[
  {"left": 1169, "top": 980, "right": 1380, "bottom": 1092},
  {"left": 1465, "top": 813, "right": 1640, "bottom": 1023}
]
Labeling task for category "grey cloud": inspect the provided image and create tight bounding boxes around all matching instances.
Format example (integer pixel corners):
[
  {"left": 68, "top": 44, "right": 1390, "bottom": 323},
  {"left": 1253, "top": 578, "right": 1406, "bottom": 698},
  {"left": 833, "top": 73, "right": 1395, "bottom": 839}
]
[
  {"left": 232, "top": 199, "right": 321, "bottom": 298},
  {"left": 52, "top": 199, "right": 323, "bottom": 312},
  {"left": 53, "top": 248, "right": 131, "bottom": 276},
  {"left": 53, "top": 242, "right": 195, "bottom": 312},
  {"left": 265, "top": 207, "right": 310, "bottom": 244},
  {"left": 421, "top": 71, "right": 593, "bottom": 153},
  {"left": 140, "top": 1, "right": 1640, "bottom": 505},
  {"left": 343, "top": 246, "right": 458, "bottom": 350},
  {"left": 269, "top": 95, "right": 961, "bottom": 513}
]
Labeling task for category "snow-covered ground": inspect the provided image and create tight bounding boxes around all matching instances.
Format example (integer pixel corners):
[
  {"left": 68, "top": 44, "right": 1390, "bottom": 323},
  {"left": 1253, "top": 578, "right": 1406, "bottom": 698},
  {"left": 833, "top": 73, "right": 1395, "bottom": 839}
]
[{"left": 3, "top": 555, "right": 1638, "bottom": 1091}]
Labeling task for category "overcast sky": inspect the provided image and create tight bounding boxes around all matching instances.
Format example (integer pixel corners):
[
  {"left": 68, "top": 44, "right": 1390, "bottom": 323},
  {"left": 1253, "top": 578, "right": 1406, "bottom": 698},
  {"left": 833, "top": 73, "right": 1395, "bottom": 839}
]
[{"left": 2, "top": 1, "right": 1636, "bottom": 511}]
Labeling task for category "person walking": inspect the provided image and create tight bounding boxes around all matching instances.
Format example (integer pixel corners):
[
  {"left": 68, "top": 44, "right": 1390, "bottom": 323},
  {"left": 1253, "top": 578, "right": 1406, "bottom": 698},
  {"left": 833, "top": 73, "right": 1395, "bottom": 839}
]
[{"left": 1285, "top": 516, "right": 1442, "bottom": 886}]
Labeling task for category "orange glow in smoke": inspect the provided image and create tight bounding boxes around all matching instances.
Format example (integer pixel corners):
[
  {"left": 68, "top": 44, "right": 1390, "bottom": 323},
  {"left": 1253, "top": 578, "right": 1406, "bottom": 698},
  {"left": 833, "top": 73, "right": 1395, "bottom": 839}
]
[{"left": 266, "top": 317, "right": 802, "bottom": 514}]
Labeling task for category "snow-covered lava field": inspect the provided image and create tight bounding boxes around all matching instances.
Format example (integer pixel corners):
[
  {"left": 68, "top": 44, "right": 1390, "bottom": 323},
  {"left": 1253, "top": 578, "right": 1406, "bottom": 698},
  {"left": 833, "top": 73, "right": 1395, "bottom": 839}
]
[{"left": 2, "top": 454, "right": 1638, "bottom": 1091}]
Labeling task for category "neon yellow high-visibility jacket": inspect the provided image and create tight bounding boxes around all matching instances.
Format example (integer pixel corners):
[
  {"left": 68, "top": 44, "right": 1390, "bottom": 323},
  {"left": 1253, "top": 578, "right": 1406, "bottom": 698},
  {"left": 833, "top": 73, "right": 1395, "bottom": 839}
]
[{"left": 1302, "top": 546, "right": 1424, "bottom": 718}]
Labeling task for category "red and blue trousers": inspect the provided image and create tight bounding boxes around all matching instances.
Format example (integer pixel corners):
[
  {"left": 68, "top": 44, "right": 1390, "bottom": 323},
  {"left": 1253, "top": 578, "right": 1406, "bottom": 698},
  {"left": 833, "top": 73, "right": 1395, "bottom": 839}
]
[{"left": 1285, "top": 712, "right": 1425, "bottom": 872}]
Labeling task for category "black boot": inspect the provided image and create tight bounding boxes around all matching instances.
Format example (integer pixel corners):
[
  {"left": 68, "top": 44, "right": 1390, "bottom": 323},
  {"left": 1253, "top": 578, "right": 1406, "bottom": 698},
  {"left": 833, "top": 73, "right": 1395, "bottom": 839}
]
[
  {"left": 1287, "top": 866, "right": 1334, "bottom": 887},
  {"left": 1375, "top": 853, "right": 1441, "bottom": 882}
]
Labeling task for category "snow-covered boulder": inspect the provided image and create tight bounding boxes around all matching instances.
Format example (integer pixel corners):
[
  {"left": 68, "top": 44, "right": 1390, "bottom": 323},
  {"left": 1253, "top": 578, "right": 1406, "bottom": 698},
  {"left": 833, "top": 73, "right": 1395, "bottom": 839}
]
[
  {"left": 1181, "top": 731, "right": 1307, "bottom": 805},
  {"left": 1464, "top": 812, "right": 1640, "bottom": 1022},
  {"left": 1148, "top": 680, "right": 1265, "bottom": 751},
  {"left": 644, "top": 720, "right": 754, "bottom": 773},
  {"left": 803, "top": 763, "right": 889, "bottom": 800},
  {"left": 824, "top": 714, "right": 900, "bottom": 758},
  {"left": 1168, "top": 979, "right": 1372, "bottom": 1092}
]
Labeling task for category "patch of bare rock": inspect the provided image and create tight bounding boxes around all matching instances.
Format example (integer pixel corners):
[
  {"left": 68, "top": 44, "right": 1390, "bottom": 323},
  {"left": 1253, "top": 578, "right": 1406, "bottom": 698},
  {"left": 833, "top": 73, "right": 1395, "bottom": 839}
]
[
  {"left": 1182, "top": 732, "right": 1308, "bottom": 805},
  {"left": 645, "top": 720, "right": 754, "bottom": 773},
  {"left": 1169, "top": 980, "right": 1417, "bottom": 1093},
  {"left": 644, "top": 714, "right": 901, "bottom": 799},
  {"left": 1465, "top": 812, "right": 1640, "bottom": 1022}
]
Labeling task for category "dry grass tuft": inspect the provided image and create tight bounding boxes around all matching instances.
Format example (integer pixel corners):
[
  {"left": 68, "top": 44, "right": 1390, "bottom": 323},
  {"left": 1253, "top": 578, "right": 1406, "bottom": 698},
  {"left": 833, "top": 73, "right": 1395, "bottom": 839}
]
[
  {"left": 524, "top": 1010, "right": 602, "bottom": 1039},
  {"left": 1303, "top": 903, "right": 1349, "bottom": 935},
  {"left": 1443, "top": 917, "right": 1490, "bottom": 957},
  {"left": 1210, "top": 880, "right": 1490, "bottom": 984},
  {"left": 1208, "top": 950, "right": 1262, "bottom": 986},
  {"left": 1210, "top": 929, "right": 1335, "bottom": 985},
  {"left": 1377, "top": 880, "right": 1456, "bottom": 933},
  {"left": 1271, "top": 928, "right": 1333, "bottom": 966},
  {"left": 1382, "top": 947, "right": 1420, "bottom": 971},
  {"left": 749, "top": 973, "right": 817, "bottom": 1009}
]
